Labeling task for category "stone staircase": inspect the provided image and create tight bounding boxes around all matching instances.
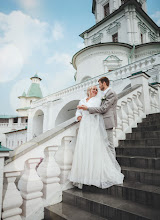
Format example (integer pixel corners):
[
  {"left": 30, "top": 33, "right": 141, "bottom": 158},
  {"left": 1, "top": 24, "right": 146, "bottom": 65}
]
[{"left": 44, "top": 113, "right": 160, "bottom": 220}]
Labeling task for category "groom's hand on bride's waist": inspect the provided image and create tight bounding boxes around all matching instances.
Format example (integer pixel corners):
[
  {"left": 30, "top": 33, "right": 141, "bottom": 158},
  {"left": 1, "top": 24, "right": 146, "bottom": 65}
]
[{"left": 77, "top": 105, "right": 88, "bottom": 110}]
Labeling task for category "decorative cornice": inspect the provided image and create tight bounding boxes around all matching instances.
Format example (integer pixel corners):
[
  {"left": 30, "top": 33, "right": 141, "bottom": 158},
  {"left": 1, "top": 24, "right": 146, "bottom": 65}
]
[
  {"left": 138, "top": 21, "right": 147, "bottom": 33},
  {"left": 92, "top": 33, "right": 103, "bottom": 44},
  {"left": 148, "top": 31, "right": 158, "bottom": 42},
  {"left": 106, "top": 21, "right": 121, "bottom": 35}
]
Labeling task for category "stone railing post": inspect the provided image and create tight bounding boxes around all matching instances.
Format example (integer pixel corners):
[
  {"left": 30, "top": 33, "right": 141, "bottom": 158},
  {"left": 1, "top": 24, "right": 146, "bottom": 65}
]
[
  {"left": 121, "top": 101, "right": 129, "bottom": 134},
  {"left": 129, "top": 71, "right": 150, "bottom": 114},
  {"left": 114, "top": 105, "right": 123, "bottom": 147},
  {"left": 152, "top": 83, "right": 160, "bottom": 111},
  {"left": 2, "top": 171, "right": 23, "bottom": 220},
  {"left": 127, "top": 97, "right": 135, "bottom": 128},
  {"left": 55, "top": 136, "right": 74, "bottom": 190},
  {"left": 18, "top": 158, "right": 44, "bottom": 220},
  {"left": 137, "top": 90, "right": 145, "bottom": 118},
  {"left": 132, "top": 94, "right": 140, "bottom": 122},
  {"left": 37, "top": 146, "right": 62, "bottom": 207}
]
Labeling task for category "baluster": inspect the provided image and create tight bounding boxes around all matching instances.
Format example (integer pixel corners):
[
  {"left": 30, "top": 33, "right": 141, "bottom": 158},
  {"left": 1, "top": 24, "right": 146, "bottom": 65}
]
[
  {"left": 132, "top": 94, "right": 140, "bottom": 122},
  {"left": 149, "top": 89, "right": 155, "bottom": 113},
  {"left": 55, "top": 136, "right": 74, "bottom": 190},
  {"left": 153, "top": 91, "right": 159, "bottom": 113},
  {"left": 18, "top": 158, "right": 44, "bottom": 220},
  {"left": 121, "top": 101, "right": 129, "bottom": 134},
  {"left": 114, "top": 105, "right": 123, "bottom": 146},
  {"left": 2, "top": 171, "right": 23, "bottom": 220},
  {"left": 37, "top": 146, "right": 62, "bottom": 206},
  {"left": 137, "top": 91, "right": 145, "bottom": 119},
  {"left": 127, "top": 97, "right": 135, "bottom": 129}
]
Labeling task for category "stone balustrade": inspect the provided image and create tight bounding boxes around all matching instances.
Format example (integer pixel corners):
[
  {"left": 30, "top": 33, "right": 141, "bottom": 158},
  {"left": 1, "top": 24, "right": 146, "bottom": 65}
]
[
  {"left": 31, "top": 53, "right": 160, "bottom": 108},
  {"left": 114, "top": 85, "right": 144, "bottom": 146},
  {"left": 1, "top": 71, "right": 160, "bottom": 220},
  {"left": 0, "top": 124, "right": 9, "bottom": 127}
]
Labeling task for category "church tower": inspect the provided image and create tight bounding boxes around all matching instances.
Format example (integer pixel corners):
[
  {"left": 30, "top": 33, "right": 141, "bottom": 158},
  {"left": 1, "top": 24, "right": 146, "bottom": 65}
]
[
  {"left": 72, "top": 0, "right": 160, "bottom": 83},
  {"left": 17, "top": 74, "right": 43, "bottom": 116},
  {"left": 92, "top": 0, "right": 147, "bottom": 23}
]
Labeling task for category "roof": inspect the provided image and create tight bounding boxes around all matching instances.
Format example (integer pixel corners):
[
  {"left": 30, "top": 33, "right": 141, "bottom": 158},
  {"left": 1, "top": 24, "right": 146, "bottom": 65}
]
[
  {"left": 0, "top": 142, "right": 12, "bottom": 152},
  {"left": 80, "top": 0, "right": 160, "bottom": 39},
  {"left": 18, "top": 91, "right": 26, "bottom": 99},
  {"left": 30, "top": 73, "right": 42, "bottom": 81},
  {"left": 27, "top": 83, "right": 43, "bottom": 98},
  {"left": 0, "top": 115, "right": 18, "bottom": 119},
  {"left": 16, "top": 107, "right": 30, "bottom": 111},
  {"left": 22, "top": 91, "right": 26, "bottom": 97},
  {"left": 4, "top": 128, "right": 27, "bottom": 134}
]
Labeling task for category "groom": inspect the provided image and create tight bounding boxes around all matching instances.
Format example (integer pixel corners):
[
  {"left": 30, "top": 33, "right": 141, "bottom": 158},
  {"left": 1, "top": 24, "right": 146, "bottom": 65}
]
[{"left": 78, "top": 77, "right": 117, "bottom": 157}]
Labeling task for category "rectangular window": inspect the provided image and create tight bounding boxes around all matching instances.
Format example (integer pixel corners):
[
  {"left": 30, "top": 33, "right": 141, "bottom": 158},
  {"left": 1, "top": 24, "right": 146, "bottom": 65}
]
[
  {"left": 104, "top": 3, "right": 110, "bottom": 17},
  {"left": 13, "top": 118, "right": 18, "bottom": 123},
  {"left": 112, "top": 33, "right": 118, "bottom": 42},
  {"left": 141, "top": 33, "right": 143, "bottom": 43}
]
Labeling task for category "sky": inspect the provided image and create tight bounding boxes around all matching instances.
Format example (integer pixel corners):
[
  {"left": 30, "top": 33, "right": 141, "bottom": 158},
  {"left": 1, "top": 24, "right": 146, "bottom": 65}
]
[{"left": 0, "top": 0, "right": 160, "bottom": 115}]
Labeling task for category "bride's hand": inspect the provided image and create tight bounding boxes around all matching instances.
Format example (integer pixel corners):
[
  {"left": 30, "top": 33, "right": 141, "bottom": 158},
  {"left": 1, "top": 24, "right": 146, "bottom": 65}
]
[
  {"left": 78, "top": 105, "right": 88, "bottom": 110},
  {"left": 77, "top": 116, "right": 82, "bottom": 121}
]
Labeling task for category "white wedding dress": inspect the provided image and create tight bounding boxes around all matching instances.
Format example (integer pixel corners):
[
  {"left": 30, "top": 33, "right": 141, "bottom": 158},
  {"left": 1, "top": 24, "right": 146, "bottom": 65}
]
[{"left": 68, "top": 96, "right": 124, "bottom": 189}]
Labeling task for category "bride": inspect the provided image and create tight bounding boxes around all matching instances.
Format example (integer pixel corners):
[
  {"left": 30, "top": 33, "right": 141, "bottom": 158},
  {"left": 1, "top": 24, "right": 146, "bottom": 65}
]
[{"left": 68, "top": 85, "right": 124, "bottom": 189}]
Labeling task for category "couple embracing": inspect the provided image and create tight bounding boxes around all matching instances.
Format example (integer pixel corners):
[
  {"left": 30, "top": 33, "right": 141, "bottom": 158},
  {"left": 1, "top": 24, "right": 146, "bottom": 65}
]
[{"left": 68, "top": 77, "right": 124, "bottom": 189}]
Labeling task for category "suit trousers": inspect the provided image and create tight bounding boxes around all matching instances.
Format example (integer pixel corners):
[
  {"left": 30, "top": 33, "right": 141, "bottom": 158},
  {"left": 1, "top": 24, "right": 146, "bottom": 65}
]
[{"left": 106, "top": 129, "right": 115, "bottom": 157}]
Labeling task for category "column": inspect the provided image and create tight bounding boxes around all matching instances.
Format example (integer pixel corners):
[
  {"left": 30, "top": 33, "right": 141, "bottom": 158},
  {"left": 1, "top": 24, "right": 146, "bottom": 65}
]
[{"left": 125, "top": 7, "right": 132, "bottom": 44}]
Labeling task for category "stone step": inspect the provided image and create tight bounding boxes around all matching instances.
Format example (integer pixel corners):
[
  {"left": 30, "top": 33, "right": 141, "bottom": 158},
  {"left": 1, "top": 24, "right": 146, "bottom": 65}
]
[
  {"left": 132, "top": 125, "right": 160, "bottom": 132},
  {"left": 119, "top": 139, "right": 160, "bottom": 147},
  {"left": 116, "top": 146, "right": 160, "bottom": 157},
  {"left": 145, "top": 113, "right": 160, "bottom": 121},
  {"left": 63, "top": 188, "right": 160, "bottom": 220},
  {"left": 126, "top": 131, "right": 160, "bottom": 140},
  {"left": 82, "top": 181, "right": 160, "bottom": 209},
  {"left": 117, "top": 155, "right": 160, "bottom": 170},
  {"left": 44, "top": 202, "right": 106, "bottom": 220},
  {"left": 122, "top": 166, "right": 160, "bottom": 186},
  {"left": 138, "top": 120, "right": 160, "bottom": 127}
]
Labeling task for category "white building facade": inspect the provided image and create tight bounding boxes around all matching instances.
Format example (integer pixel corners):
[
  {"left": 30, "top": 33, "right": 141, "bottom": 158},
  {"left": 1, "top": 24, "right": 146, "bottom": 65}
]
[
  {"left": 5, "top": 128, "right": 27, "bottom": 150},
  {"left": 1, "top": 1, "right": 160, "bottom": 219},
  {"left": 0, "top": 116, "right": 28, "bottom": 146},
  {"left": 25, "top": 0, "right": 160, "bottom": 141}
]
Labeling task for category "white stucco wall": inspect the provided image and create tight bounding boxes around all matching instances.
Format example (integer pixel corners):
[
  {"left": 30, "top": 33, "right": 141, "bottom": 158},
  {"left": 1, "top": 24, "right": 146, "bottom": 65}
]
[
  {"left": 74, "top": 44, "right": 131, "bottom": 83},
  {"left": 5, "top": 129, "right": 27, "bottom": 150}
]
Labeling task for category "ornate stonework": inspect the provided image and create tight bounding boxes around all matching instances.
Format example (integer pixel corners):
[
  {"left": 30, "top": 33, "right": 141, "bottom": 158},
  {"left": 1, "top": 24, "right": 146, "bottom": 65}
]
[
  {"left": 106, "top": 21, "right": 121, "bottom": 35},
  {"left": 103, "top": 55, "right": 122, "bottom": 72},
  {"left": 92, "top": 33, "right": 103, "bottom": 44},
  {"left": 138, "top": 21, "right": 147, "bottom": 34}
]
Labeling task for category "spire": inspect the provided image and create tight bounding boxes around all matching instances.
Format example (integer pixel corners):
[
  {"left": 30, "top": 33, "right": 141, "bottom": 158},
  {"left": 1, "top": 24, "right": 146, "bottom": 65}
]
[
  {"left": 22, "top": 91, "right": 26, "bottom": 97},
  {"left": 27, "top": 83, "right": 43, "bottom": 98},
  {"left": 27, "top": 73, "right": 43, "bottom": 98},
  {"left": 30, "top": 73, "right": 42, "bottom": 81}
]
